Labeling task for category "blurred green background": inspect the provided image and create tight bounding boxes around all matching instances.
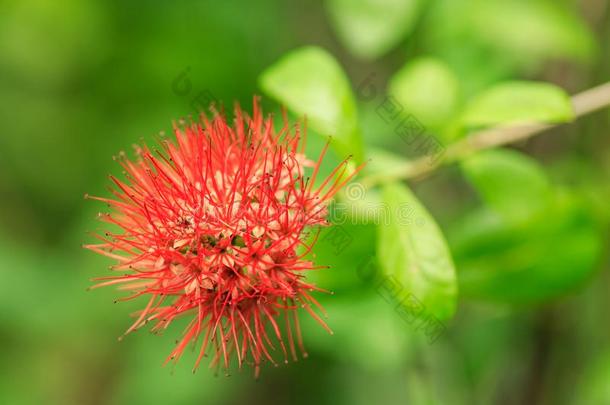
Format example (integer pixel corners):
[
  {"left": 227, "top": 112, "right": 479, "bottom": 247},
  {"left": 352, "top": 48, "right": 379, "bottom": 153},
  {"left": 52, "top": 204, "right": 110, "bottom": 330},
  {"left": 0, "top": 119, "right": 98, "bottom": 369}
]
[{"left": 1, "top": 0, "right": 610, "bottom": 404}]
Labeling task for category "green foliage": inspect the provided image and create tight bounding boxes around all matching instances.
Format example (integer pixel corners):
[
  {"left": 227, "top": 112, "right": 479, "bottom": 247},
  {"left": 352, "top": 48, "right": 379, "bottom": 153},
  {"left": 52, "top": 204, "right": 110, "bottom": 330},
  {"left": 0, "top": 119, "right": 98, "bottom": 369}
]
[
  {"left": 451, "top": 194, "right": 603, "bottom": 303},
  {"left": 377, "top": 182, "right": 458, "bottom": 320},
  {"left": 453, "top": 144, "right": 603, "bottom": 305},
  {"left": 305, "top": 223, "right": 377, "bottom": 293},
  {"left": 1, "top": 0, "right": 609, "bottom": 403},
  {"left": 301, "top": 295, "right": 414, "bottom": 371},
  {"left": 110, "top": 335, "right": 241, "bottom": 405},
  {"left": 468, "top": 0, "right": 596, "bottom": 63},
  {"left": 365, "top": 148, "right": 412, "bottom": 180},
  {"left": 0, "top": 0, "right": 108, "bottom": 84},
  {"left": 461, "top": 148, "right": 552, "bottom": 224},
  {"left": 423, "top": 0, "right": 596, "bottom": 69},
  {"left": 575, "top": 349, "right": 610, "bottom": 404},
  {"left": 259, "top": 46, "right": 364, "bottom": 163},
  {"left": 461, "top": 81, "right": 574, "bottom": 128},
  {"left": 388, "top": 57, "right": 460, "bottom": 129},
  {"left": 421, "top": 0, "right": 596, "bottom": 100},
  {"left": 326, "top": 0, "right": 423, "bottom": 60}
]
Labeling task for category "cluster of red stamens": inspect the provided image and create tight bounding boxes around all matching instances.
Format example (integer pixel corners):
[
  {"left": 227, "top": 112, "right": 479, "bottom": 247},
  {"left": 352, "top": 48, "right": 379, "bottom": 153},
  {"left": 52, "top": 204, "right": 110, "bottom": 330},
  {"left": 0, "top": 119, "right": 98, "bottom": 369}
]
[{"left": 84, "top": 99, "right": 359, "bottom": 376}]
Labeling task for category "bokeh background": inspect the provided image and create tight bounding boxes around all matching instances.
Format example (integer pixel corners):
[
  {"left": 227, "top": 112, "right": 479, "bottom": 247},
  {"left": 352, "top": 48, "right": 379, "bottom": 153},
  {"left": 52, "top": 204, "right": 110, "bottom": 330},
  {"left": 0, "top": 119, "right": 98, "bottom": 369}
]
[{"left": 1, "top": 0, "right": 610, "bottom": 404}]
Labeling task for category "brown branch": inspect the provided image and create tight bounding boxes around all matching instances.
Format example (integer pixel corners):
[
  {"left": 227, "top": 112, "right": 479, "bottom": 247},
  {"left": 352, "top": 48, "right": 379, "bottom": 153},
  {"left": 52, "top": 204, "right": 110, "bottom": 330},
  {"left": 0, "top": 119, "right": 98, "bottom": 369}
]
[{"left": 362, "top": 82, "right": 610, "bottom": 187}]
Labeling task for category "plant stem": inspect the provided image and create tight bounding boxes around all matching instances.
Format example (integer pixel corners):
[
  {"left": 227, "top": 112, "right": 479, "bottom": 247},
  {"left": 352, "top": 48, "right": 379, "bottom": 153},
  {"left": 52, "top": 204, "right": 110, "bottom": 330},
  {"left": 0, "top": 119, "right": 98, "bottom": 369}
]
[{"left": 362, "top": 82, "right": 610, "bottom": 187}]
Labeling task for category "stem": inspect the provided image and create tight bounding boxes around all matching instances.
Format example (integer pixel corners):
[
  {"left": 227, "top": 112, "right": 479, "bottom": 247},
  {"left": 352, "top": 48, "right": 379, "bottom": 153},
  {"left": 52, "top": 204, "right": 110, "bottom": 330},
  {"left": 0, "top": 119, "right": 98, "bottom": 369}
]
[
  {"left": 522, "top": 309, "right": 554, "bottom": 405},
  {"left": 362, "top": 82, "right": 610, "bottom": 187}
]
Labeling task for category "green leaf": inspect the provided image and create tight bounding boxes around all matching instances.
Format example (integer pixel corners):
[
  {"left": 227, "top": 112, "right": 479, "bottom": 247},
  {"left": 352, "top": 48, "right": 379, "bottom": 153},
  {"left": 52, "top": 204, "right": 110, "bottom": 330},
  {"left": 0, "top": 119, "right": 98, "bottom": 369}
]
[
  {"left": 462, "top": 81, "right": 574, "bottom": 128},
  {"left": 575, "top": 349, "right": 610, "bottom": 404},
  {"left": 305, "top": 223, "right": 377, "bottom": 293},
  {"left": 366, "top": 147, "right": 412, "bottom": 177},
  {"left": 451, "top": 194, "right": 603, "bottom": 303},
  {"left": 461, "top": 148, "right": 552, "bottom": 224},
  {"left": 423, "top": 0, "right": 596, "bottom": 79},
  {"left": 377, "top": 182, "right": 458, "bottom": 320},
  {"left": 471, "top": 0, "right": 596, "bottom": 63},
  {"left": 421, "top": 2, "right": 527, "bottom": 98},
  {"left": 389, "top": 57, "right": 460, "bottom": 129},
  {"left": 326, "top": 0, "right": 423, "bottom": 60},
  {"left": 259, "top": 46, "right": 364, "bottom": 163}
]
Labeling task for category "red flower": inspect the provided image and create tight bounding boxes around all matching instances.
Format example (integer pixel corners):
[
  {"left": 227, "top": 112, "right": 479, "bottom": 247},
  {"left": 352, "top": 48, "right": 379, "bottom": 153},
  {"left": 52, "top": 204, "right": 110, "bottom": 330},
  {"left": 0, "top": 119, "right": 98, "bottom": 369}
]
[{"left": 84, "top": 99, "right": 359, "bottom": 376}]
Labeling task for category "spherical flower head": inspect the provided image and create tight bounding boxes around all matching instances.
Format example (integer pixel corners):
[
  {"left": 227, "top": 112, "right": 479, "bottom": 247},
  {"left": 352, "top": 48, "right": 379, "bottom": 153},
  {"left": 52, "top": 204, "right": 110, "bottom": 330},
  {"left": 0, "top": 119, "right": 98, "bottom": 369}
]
[{"left": 84, "top": 99, "right": 359, "bottom": 377}]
